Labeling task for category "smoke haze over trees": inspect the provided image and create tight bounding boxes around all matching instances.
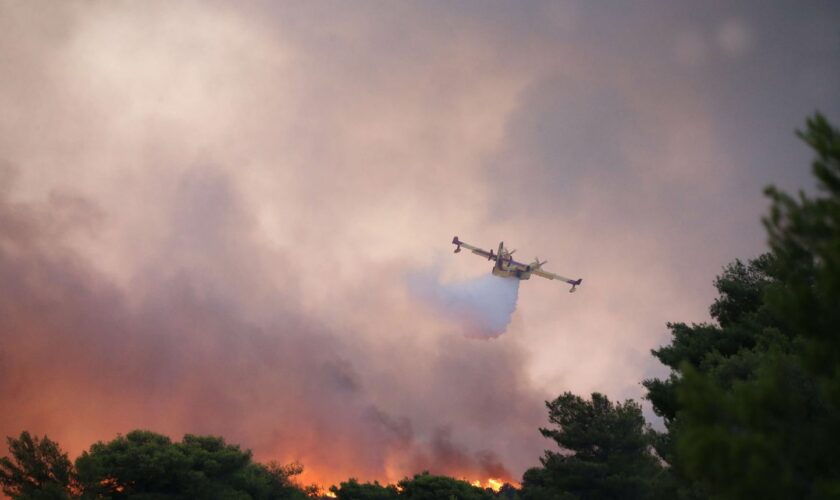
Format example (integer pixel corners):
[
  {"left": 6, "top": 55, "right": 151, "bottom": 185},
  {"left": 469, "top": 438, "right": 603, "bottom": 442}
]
[
  {"left": 3, "top": 114, "right": 840, "bottom": 499},
  {"left": 1, "top": 0, "right": 840, "bottom": 496},
  {"left": 0, "top": 431, "right": 510, "bottom": 499},
  {"left": 0, "top": 165, "right": 543, "bottom": 486}
]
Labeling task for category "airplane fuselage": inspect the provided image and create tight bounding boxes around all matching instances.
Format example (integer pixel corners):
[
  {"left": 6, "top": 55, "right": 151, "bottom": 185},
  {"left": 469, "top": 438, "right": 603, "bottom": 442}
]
[
  {"left": 492, "top": 241, "right": 534, "bottom": 280},
  {"left": 451, "top": 235, "right": 582, "bottom": 292},
  {"left": 492, "top": 260, "right": 532, "bottom": 280},
  {"left": 493, "top": 265, "right": 531, "bottom": 280}
]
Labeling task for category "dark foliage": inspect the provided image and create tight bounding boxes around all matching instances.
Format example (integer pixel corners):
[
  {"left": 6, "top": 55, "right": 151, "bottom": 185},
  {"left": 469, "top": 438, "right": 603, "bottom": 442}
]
[
  {"left": 643, "top": 114, "right": 840, "bottom": 499},
  {"left": 396, "top": 472, "right": 493, "bottom": 500},
  {"left": 329, "top": 478, "right": 399, "bottom": 500},
  {"left": 0, "top": 432, "right": 73, "bottom": 499},
  {"left": 73, "top": 430, "right": 306, "bottom": 499},
  {"left": 520, "top": 393, "right": 660, "bottom": 500}
]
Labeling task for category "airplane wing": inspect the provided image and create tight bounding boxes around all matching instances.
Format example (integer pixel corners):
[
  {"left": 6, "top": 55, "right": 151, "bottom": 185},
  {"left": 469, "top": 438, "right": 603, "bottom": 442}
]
[
  {"left": 532, "top": 268, "right": 583, "bottom": 292},
  {"left": 452, "top": 236, "right": 498, "bottom": 261}
]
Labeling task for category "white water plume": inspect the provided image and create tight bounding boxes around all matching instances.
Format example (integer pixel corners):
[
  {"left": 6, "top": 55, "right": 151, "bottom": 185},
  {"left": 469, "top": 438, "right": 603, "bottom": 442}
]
[{"left": 410, "top": 271, "right": 521, "bottom": 339}]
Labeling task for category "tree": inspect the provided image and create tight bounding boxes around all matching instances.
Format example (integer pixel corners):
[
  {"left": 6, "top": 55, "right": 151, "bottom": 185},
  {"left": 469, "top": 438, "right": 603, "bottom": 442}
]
[
  {"left": 396, "top": 472, "right": 492, "bottom": 500},
  {"left": 329, "top": 478, "right": 399, "bottom": 500},
  {"left": 642, "top": 255, "right": 785, "bottom": 499},
  {"left": 74, "top": 430, "right": 306, "bottom": 499},
  {"left": 643, "top": 114, "right": 840, "bottom": 499},
  {"left": 493, "top": 483, "right": 518, "bottom": 500},
  {"left": 519, "top": 393, "right": 660, "bottom": 500},
  {"left": 644, "top": 256, "right": 782, "bottom": 431},
  {"left": 763, "top": 113, "right": 840, "bottom": 426},
  {"left": 0, "top": 432, "right": 73, "bottom": 499}
]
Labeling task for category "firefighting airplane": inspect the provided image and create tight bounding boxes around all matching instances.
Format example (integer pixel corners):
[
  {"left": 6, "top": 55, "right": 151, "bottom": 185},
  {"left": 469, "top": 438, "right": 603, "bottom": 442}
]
[{"left": 452, "top": 236, "right": 583, "bottom": 292}]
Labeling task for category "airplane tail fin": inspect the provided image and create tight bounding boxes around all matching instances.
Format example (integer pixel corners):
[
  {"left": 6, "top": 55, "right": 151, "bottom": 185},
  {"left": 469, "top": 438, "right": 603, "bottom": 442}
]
[
  {"left": 569, "top": 278, "right": 583, "bottom": 293},
  {"left": 452, "top": 236, "right": 462, "bottom": 253}
]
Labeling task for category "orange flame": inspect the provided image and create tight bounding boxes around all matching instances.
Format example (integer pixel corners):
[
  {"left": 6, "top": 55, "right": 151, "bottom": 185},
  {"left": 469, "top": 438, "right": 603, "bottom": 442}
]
[
  {"left": 487, "top": 478, "right": 505, "bottom": 491},
  {"left": 470, "top": 477, "right": 514, "bottom": 492}
]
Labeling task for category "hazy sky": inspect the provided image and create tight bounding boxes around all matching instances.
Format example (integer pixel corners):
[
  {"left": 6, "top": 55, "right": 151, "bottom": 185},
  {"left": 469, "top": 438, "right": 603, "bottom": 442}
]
[{"left": 1, "top": 0, "right": 839, "bottom": 488}]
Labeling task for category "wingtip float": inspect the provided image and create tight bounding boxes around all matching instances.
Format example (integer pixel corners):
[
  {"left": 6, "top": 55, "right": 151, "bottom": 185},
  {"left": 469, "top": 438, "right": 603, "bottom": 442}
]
[{"left": 452, "top": 236, "right": 582, "bottom": 293}]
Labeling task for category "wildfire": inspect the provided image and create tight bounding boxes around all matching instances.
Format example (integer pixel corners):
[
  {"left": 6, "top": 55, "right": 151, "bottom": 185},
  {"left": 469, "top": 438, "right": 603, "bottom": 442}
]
[
  {"left": 470, "top": 477, "right": 513, "bottom": 492},
  {"left": 301, "top": 467, "right": 518, "bottom": 497}
]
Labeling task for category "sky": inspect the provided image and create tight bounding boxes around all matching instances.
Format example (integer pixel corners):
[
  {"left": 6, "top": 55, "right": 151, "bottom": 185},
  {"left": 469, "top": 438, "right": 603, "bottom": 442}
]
[{"left": 1, "top": 0, "right": 839, "bottom": 489}]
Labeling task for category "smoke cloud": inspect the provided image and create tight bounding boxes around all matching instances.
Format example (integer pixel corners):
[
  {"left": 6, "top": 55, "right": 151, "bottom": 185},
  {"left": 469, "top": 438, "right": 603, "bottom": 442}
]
[
  {"left": 0, "top": 168, "right": 544, "bottom": 487},
  {"left": 1, "top": 0, "right": 838, "bottom": 490},
  {"left": 410, "top": 271, "right": 521, "bottom": 339}
]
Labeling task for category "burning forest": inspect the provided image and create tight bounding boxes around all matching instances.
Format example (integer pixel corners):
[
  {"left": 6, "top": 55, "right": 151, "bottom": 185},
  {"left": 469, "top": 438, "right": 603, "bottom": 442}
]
[{"left": 2, "top": 1, "right": 840, "bottom": 499}]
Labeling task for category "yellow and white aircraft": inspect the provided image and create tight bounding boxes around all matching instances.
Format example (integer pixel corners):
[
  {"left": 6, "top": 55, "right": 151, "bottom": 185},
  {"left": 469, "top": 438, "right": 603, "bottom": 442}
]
[{"left": 452, "top": 236, "right": 583, "bottom": 292}]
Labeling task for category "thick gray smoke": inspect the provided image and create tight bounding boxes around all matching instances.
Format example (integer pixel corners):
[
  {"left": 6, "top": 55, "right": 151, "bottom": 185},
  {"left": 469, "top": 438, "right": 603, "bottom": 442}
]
[
  {"left": 0, "top": 168, "right": 547, "bottom": 486},
  {"left": 410, "top": 271, "right": 521, "bottom": 339}
]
